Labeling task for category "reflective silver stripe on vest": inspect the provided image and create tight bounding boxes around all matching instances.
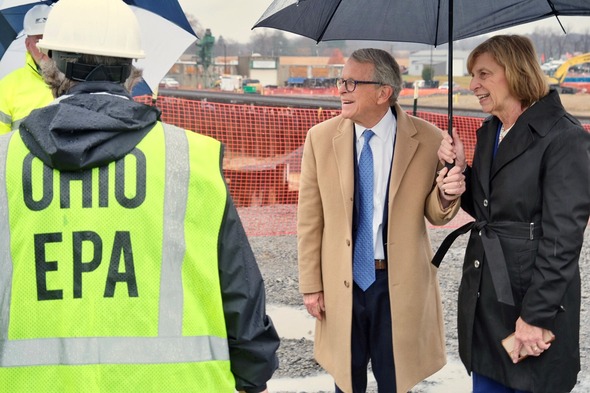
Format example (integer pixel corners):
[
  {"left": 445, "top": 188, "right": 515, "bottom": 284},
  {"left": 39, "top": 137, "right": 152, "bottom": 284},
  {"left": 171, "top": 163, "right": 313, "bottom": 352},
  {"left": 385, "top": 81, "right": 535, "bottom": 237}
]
[
  {"left": 0, "top": 125, "right": 230, "bottom": 367},
  {"left": 0, "top": 133, "right": 13, "bottom": 341},
  {"left": 1, "top": 335, "right": 230, "bottom": 366},
  {"left": 11, "top": 118, "right": 22, "bottom": 132},
  {"left": 159, "top": 123, "right": 189, "bottom": 337}
]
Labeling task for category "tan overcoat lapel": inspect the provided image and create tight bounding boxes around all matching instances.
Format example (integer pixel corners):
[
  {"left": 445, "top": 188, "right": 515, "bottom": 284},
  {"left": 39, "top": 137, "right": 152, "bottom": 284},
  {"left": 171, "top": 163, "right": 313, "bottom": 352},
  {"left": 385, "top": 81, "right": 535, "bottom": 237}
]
[
  {"left": 389, "top": 105, "right": 419, "bottom": 202},
  {"left": 332, "top": 117, "right": 355, "bottom": 233}
]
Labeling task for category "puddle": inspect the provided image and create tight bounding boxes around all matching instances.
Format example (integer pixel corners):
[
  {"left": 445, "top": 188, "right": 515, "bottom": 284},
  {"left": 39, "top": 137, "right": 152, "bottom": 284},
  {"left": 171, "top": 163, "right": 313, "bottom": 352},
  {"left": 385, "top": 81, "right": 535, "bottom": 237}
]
[
  {"left": 267, "top": 304, "right": 315, "bottom": 340},
  {"left": 267, "top": 373, "right": 344, "bottom": 392},
  {"left": 265, "top": 304, "right": 471, "bottom": 392}
]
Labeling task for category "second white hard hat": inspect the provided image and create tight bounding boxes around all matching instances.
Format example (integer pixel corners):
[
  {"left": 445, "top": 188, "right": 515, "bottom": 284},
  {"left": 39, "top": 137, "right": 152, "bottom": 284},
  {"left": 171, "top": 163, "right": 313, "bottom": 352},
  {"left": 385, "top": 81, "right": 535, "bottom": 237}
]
[{"left": 23, "top": 4, "right": 52, "bottom": 36}]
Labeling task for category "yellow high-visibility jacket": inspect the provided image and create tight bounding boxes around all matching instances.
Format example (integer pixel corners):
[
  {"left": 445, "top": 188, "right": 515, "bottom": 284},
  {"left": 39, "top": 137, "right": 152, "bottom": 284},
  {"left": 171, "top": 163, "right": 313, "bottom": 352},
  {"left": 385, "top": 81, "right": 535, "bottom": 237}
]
[{"left": 0, "top": 52, "right": 53, "bottom": 134}]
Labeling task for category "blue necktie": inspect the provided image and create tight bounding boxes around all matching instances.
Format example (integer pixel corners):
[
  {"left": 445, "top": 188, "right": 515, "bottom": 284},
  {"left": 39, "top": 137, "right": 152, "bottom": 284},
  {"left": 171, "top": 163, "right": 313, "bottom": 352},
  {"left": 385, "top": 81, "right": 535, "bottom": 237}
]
[{"left": 354, "top": 130, "right": 375, "bottom": 291}]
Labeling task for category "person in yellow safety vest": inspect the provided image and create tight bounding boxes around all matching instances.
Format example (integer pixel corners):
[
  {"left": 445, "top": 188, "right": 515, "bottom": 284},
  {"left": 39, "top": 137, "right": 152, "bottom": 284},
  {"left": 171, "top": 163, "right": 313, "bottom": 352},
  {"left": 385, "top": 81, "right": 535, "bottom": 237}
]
[
  {"left": 0, "top": 0, "right": 279, "bottom": 392},
  {"left": 0, "top": 4, "right": 54, "bottom": 134}
]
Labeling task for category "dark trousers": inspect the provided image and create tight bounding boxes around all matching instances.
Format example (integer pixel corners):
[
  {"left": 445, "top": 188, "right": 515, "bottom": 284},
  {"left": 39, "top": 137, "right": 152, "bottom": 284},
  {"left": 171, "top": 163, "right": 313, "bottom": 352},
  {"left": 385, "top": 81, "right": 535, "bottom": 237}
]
[
  {"left": 473, "top": 372, "right": 531, "bottom": 393},
  {"left": 335, "top": 270, "right": 396, "bottom": 393}
]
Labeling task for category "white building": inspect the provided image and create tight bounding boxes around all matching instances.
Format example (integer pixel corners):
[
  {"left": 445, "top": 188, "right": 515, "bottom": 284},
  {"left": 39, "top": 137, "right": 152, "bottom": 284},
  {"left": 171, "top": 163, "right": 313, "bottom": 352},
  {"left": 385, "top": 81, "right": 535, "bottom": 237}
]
[{"left": 408, "top": 49, "right": 470, "bottom": 77}]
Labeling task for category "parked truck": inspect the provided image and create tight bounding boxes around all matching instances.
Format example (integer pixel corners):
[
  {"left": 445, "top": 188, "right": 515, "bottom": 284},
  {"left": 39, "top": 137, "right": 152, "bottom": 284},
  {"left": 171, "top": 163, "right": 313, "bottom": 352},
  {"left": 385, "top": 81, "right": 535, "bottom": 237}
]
[{"left": 219, "top": 74, "right": 243, "bottom": 92}]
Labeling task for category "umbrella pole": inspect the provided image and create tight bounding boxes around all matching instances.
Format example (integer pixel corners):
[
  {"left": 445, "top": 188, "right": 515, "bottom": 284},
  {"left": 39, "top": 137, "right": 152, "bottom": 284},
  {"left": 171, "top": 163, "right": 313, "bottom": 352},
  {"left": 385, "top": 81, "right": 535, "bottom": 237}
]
[
  {"left": 445, "top": 0, "right": 455, "bottom": 171},
  {"left": 447, "top": 0, "right": 453, "bottom": 138},
  {"left": 412, "top": 83, "right": 418, "bottom": 116}
]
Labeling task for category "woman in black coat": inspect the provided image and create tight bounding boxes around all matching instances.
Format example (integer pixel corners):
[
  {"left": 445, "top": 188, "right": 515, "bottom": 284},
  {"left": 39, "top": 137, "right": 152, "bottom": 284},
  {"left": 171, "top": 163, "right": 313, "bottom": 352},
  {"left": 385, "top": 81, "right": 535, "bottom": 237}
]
[{"left": 437, "top": 35, "right": 590, "bottom": 393}]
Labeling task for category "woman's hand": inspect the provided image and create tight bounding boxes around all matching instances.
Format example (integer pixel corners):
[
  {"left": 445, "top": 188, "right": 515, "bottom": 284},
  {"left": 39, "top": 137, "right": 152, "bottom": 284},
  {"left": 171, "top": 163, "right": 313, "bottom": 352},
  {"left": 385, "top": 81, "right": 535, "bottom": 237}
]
[
  {"left": 510, "top": 317, "right": 553, "bottom": 363},
  {"left": 438, "top": 130, "right": 466, "bottom": 171}
]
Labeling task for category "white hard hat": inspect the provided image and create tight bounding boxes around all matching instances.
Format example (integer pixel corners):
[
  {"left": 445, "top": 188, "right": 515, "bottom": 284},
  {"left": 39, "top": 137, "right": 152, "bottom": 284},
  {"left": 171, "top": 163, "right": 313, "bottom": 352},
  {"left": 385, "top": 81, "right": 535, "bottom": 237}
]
[
  {"left": 23, "top": 4, "right": 51, "bottom": 36},
  {"left": 37, "top": 0, "right": 145, "bottom": 59}
]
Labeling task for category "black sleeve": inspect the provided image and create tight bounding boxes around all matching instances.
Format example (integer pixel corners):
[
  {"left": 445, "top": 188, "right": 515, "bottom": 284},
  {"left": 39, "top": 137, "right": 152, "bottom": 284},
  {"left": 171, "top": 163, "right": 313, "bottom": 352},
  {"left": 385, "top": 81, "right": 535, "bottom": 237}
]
[
  {"left": 521, "top": 122, "right": 590, "bottom": 328},
  {"left": 218, "top": 195, "right": 280, "bottom": 393}
]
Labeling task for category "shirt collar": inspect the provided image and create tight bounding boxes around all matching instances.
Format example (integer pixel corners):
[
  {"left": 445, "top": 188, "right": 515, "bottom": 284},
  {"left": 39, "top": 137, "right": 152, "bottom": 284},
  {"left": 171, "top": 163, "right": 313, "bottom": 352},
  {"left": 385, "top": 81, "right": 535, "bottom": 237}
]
[{"left": 354, "top": 108, "right": 396, "bottom": 143}]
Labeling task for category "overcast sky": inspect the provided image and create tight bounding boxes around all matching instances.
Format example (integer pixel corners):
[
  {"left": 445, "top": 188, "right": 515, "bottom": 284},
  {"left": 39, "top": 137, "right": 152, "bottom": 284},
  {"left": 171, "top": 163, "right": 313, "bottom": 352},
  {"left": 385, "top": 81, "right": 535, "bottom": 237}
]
[{"left": 177, "top": 0, "right": 589, "bottom": 44}]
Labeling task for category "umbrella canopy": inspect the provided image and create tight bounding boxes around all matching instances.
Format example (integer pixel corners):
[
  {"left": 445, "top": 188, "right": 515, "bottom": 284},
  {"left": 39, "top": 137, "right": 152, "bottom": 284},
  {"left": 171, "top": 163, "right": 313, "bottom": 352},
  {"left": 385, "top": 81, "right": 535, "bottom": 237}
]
[
  {"left": 254, "top": 0, "right": 590, "bottom": 46},
  {"left": 253, "top": 0, "right": 590, "bottom": 132},
  {"left": 0, "top": 0, "right": 198, "bottom": 94}
]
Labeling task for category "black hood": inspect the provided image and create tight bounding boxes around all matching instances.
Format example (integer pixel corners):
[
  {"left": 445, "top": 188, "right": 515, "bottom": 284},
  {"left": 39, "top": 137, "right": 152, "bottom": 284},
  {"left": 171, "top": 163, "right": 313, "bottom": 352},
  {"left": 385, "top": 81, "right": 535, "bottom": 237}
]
[{"left": 20, "top": 82, "right": 161, "bottom": 171}]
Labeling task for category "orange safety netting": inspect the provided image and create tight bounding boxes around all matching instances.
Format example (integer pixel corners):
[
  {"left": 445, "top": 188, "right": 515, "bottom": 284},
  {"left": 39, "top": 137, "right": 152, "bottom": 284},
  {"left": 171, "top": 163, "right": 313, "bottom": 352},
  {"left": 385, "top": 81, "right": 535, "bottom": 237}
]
[{"left": 135, "top": 95, "right": 590, "bottom": 237}]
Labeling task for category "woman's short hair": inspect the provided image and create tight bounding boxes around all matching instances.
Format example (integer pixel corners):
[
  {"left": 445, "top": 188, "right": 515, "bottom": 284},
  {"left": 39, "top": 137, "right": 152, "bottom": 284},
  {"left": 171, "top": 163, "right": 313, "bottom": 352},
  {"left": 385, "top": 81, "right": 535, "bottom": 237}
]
[{"left": 467, "top": 35, "right": 549, "bottom": 107}]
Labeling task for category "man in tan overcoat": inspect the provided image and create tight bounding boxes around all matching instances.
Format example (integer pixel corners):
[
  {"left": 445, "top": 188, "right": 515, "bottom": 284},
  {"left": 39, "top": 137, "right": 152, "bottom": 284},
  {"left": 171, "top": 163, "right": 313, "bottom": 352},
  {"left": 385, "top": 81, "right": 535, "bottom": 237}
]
[{"left": 297, "top": 48, "right": 464, "bottom": 392}]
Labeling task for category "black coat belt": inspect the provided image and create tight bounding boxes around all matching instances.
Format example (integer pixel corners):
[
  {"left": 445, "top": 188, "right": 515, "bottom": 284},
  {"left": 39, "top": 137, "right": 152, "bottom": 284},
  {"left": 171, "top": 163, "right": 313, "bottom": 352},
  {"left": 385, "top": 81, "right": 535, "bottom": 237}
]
[{"left": 431, "top": 220, "right": 541, "bottom": 307}]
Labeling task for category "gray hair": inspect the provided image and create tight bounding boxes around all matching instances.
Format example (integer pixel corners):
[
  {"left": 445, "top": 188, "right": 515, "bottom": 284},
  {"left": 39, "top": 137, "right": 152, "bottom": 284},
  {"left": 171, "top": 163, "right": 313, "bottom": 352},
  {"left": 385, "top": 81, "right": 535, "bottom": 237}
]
[
  {"left": 40, "top": 54, "right": 143, "bottom": 98},
  {"left": 350, "top": 48, "right": 402, "bottom": 105}
]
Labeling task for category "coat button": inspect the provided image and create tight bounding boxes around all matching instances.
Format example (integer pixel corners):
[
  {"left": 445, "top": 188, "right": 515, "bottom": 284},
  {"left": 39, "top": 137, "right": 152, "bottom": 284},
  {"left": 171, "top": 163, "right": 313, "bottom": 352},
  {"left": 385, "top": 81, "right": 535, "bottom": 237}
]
[
  {"left": 474, "top": 260, "right": 480, "bottom": 268},
  {"left": 344, "top": 281, "right": 350, "bottom": 288},
  {"left": 483, "top": 199, "right": 488, "bottom": 207}
]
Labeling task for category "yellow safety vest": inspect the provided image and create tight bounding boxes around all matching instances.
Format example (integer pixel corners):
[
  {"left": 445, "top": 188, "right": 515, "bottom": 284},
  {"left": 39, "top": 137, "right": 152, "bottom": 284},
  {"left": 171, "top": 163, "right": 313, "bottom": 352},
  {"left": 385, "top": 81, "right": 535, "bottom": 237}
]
[
  {"left": 0, "top": 52, "right": 54, "bottom": 134},
  {"left": 0, "top": 123, "right": 235, "bottom": 392}
]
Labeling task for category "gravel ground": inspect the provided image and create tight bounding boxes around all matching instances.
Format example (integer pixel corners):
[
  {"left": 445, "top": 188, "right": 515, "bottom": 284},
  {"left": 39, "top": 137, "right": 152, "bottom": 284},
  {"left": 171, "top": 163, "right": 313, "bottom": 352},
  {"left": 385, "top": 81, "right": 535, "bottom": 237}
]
[{"left": 249, "top": 226, "right": 590, "bottom": 393}]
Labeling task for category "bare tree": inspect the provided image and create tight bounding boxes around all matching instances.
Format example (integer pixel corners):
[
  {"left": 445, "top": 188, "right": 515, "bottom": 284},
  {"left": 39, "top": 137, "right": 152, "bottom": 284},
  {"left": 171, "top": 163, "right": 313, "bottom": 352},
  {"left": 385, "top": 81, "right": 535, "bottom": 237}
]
[
  {"left": 210, "top": 21, "right": 590, "bottom": 62},
  {"left": 251, "top": 30, "right": 288, "bottom": 56},
  {"left": 579, "top": 29, "right": 590, "bottom": 53}
]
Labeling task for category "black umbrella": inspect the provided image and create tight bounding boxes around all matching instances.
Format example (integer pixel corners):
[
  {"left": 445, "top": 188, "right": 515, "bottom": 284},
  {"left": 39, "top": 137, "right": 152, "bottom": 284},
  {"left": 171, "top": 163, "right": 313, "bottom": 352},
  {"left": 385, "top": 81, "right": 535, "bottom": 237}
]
[{"left": 253, "top": 0, "right": 590, "bottom": 135}]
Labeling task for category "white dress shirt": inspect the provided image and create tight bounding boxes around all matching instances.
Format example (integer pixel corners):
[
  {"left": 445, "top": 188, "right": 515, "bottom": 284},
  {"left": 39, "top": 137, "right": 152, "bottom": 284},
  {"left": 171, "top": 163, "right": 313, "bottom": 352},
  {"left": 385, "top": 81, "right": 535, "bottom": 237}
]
[{"left": 355, "top": 110, "right": 396, "bottom": 260}]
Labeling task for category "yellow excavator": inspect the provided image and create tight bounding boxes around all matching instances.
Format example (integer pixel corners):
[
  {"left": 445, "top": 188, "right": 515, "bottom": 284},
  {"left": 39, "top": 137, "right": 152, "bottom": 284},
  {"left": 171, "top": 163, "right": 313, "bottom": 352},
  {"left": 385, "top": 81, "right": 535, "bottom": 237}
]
[{"left": 545, "top": 52, "right": 590, "bottom": 94}]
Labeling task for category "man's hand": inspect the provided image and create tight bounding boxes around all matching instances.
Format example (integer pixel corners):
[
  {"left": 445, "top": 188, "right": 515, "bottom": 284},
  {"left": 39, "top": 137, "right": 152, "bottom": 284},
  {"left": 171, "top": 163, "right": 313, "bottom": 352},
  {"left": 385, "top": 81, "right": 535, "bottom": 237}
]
[
  {"left": 437, "top": 130, "right": 467, "bottom": 208},
  {"left": 303, "top": 291, "right": 325, "bottom": 320},
  {"left": 438, "top": 130, "right": 466, "bottom": 170},
  {"left": 437, "top": 165, "right": 465, "bottom": 207}
]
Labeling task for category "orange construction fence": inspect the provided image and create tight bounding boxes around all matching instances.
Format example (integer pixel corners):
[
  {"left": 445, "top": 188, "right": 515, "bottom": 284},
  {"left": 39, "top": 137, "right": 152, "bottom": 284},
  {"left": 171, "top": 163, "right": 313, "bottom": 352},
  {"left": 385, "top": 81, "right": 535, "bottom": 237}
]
[{"left": 135, "top": 95, "right": 590, "bottom": 237}]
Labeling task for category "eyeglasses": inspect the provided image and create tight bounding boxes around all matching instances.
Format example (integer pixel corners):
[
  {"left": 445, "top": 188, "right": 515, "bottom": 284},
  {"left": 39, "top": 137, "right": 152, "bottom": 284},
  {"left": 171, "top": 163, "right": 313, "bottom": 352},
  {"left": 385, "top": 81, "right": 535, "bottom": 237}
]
[{"left": 336, "top": 78, "right": 383, "bottom": 92}]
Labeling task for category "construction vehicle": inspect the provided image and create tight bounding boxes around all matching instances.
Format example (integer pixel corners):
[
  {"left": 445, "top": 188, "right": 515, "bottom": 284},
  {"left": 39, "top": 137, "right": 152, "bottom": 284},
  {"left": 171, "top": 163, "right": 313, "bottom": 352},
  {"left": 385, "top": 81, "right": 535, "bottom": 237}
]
[{"left": 545, "top": 52, "right": 590, "bottom": 94}]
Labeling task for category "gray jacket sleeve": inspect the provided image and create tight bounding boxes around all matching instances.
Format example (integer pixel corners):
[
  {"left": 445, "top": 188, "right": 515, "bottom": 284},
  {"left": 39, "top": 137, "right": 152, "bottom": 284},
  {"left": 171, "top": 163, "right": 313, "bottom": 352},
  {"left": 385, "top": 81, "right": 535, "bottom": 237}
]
[{"left": 218, "top": 195, "right": 280, "bottom": 393}]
